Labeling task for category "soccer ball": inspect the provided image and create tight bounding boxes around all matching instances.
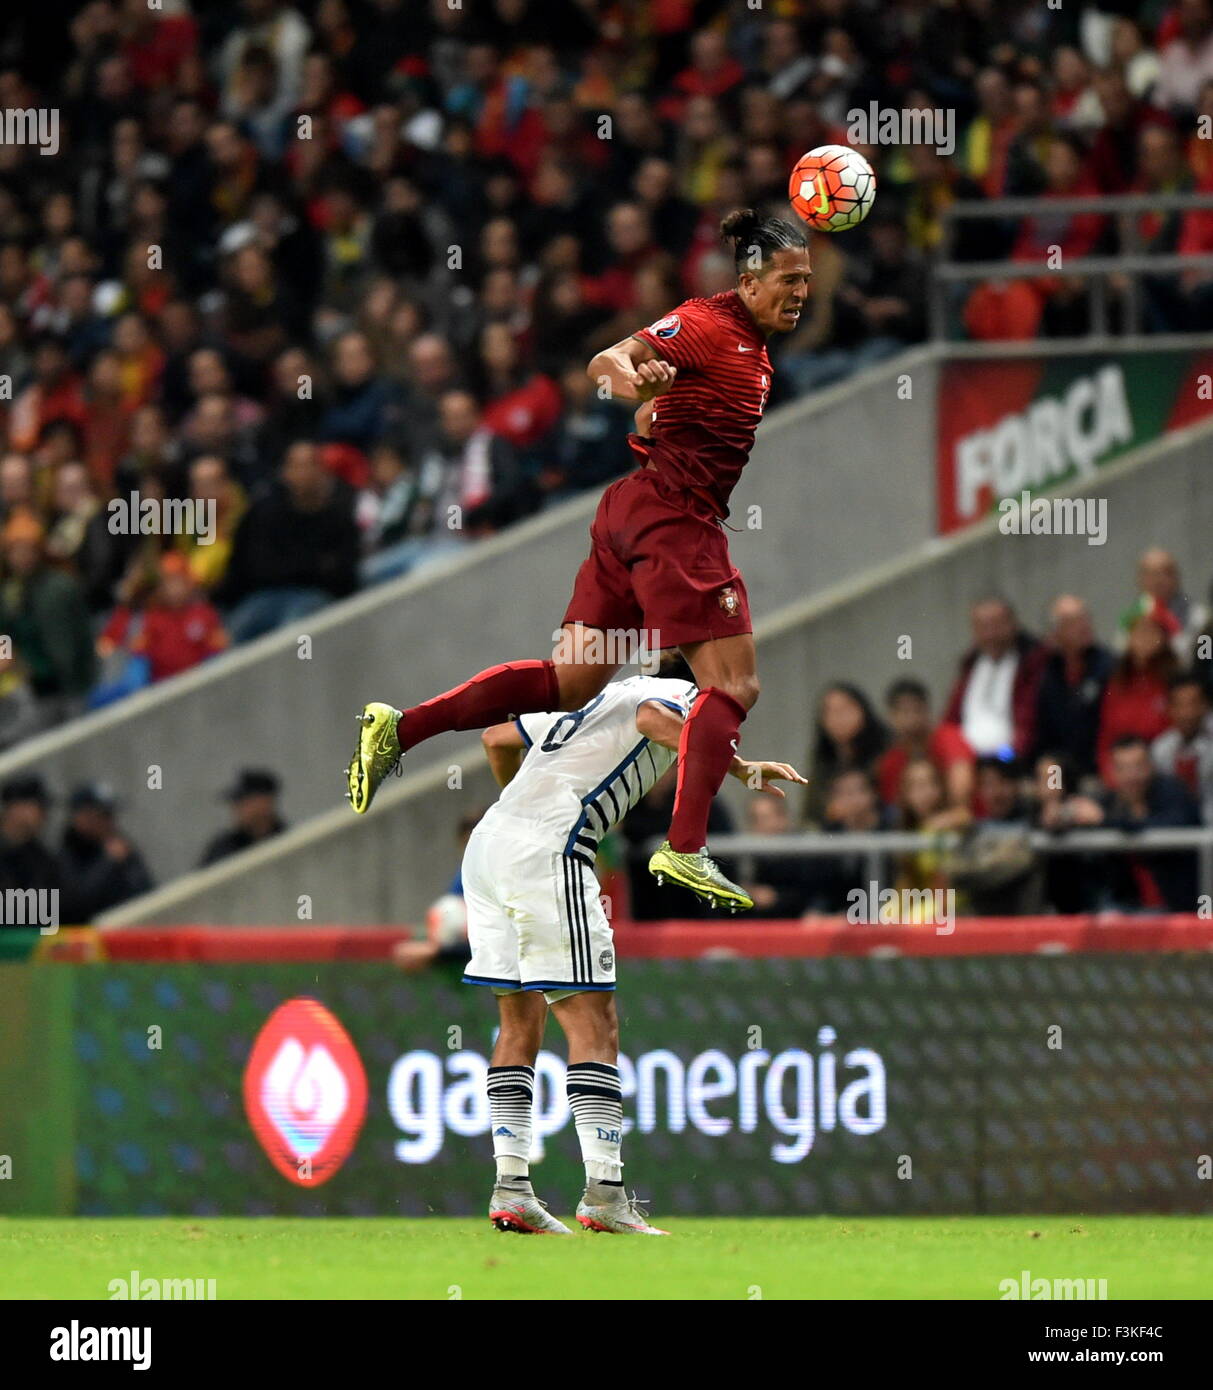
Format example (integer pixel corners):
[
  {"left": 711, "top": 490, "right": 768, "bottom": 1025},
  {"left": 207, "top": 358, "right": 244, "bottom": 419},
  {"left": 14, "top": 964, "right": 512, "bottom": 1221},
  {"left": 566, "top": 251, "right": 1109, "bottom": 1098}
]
[{"left": 788, "top": 145, "right": 877, "bottom": 233}]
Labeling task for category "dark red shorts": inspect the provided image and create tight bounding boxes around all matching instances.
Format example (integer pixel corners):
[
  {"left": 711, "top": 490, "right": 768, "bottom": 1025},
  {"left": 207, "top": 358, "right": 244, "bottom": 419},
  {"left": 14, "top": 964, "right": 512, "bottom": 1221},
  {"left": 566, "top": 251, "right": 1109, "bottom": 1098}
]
[{"left": 562, "top": 469, "right": 752, "bottom": 649}]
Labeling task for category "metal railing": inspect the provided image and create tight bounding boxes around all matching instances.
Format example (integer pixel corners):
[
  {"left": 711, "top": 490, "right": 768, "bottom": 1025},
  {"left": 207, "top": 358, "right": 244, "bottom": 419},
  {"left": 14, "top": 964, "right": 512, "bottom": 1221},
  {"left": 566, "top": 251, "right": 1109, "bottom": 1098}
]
[
  {"left": 929, "top": 191, "right": 1213, "bottom": 339},
  {"left": 649, "top": 827, "right": 1213, "bottom": 903}
]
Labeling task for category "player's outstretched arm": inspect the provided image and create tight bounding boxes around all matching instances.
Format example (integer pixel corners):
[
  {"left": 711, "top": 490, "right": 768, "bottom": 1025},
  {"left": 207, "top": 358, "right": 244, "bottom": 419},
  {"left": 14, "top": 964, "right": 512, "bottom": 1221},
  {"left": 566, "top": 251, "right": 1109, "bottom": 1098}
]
[
  {"left": 482, "top": 722, "right": 527, "bottom": 788},
  {"left": 636, "top": 703, "right": 807, "bottom": 799},
  {"left": 586, "top": 336, "right": 677, "bottom": 404}
]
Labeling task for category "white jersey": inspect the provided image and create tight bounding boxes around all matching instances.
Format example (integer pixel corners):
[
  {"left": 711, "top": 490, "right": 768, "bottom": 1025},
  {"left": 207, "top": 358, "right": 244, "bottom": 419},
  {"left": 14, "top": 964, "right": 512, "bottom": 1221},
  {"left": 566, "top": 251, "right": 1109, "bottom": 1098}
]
[{"left": 478, "top": 675, "right": 696, "bottom": 864}]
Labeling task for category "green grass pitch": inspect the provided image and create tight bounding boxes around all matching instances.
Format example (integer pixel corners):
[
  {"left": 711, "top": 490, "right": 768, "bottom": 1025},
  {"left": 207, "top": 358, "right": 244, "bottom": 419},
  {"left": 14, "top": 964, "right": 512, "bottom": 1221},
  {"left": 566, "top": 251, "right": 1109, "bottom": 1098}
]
[{"left": 2, "top": 1217, "right": 1209, "bottom": 1299}]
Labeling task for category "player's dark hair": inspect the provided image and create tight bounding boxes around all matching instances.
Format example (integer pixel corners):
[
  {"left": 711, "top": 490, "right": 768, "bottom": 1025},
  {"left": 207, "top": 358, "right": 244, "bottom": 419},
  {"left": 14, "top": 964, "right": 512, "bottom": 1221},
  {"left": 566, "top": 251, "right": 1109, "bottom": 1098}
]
[
  {"left": 719, "top": 208, "right": 807, "bottom": 274},
  {"left": 657, "top": 650, "right": 695, "bottom": 683}
]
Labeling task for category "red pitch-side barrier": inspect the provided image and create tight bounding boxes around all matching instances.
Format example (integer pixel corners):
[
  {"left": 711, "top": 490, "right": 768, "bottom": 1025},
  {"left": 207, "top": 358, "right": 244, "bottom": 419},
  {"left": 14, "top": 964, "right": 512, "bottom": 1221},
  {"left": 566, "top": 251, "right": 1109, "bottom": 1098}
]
[{"left": 58, "top": 915, "right": 1213, "bottom": 963}]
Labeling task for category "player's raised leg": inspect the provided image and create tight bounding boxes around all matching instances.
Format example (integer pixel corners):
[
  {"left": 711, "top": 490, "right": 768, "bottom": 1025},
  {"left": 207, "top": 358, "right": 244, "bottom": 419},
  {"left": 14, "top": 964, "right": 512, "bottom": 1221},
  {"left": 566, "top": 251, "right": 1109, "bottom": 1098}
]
[
  {"left": 346, "top": 626, "right": 618, "bottom": 813},
  {"left": 550, "top": 991, "right": 668, "bottom": 1235},
  {"left": 485, "top": 990, "right": 572, "bottom": 1234},
  {"left": 649, "top": 632, "right": 760, "bottom": 910}
]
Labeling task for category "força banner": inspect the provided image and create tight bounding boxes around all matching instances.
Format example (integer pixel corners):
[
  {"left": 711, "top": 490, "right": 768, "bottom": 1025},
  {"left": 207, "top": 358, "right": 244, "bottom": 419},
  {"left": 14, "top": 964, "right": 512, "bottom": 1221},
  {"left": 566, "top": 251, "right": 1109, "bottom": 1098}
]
[{"left": 936, "top": 350, "right": 1213, "bottom": 533}]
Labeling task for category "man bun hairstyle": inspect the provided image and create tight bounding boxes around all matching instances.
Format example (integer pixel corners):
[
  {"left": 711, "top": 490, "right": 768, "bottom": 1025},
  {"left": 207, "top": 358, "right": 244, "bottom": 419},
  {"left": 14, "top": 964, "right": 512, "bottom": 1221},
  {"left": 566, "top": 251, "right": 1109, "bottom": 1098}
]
[{"left": 720, "top": 207, "right": 808, "bottom": 273}]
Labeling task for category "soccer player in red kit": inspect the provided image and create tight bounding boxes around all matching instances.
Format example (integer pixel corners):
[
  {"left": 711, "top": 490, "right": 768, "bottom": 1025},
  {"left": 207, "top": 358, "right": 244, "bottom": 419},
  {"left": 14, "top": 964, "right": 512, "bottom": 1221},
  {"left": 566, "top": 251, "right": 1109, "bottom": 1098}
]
[{"left": 348, "top": 209, "right": 812, "bottom": 909}]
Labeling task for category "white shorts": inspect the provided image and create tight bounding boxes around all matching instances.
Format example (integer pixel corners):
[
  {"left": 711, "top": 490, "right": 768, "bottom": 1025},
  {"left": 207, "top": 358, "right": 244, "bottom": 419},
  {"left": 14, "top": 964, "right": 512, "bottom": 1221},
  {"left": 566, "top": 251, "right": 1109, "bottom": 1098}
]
[{"left": 461, "top": 826, "right": 616, "bottom": 998}]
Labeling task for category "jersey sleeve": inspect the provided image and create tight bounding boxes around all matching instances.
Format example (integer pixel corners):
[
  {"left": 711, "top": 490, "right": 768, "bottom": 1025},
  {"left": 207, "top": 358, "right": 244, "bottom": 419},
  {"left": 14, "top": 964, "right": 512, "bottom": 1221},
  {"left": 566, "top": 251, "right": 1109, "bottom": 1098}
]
[
  {"left": 634, "top": 678, "right": 696, "bottom": 720},
  {"left": 632, "top": 301, "right": 721, "bottom": 370},
  {"left": 515, "top": 712, "right": 552, "bottom": 749}
]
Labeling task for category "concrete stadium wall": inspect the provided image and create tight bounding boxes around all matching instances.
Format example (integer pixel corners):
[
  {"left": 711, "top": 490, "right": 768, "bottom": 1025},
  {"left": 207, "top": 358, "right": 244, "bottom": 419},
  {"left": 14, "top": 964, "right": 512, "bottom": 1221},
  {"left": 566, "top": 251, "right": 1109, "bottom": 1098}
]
[
  {"left": 99, "top": 414, "right": 1213, "bottom": 926},
  {"left": 4, "top": 347, "right": 937, "bottom": 885}
]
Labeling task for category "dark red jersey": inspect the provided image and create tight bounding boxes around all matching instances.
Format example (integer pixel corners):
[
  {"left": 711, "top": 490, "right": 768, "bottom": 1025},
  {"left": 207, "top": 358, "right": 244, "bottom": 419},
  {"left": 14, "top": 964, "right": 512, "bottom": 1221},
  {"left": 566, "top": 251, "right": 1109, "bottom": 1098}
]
[{"left": 631, "top": 290, "right": 772, "bottom": 517}]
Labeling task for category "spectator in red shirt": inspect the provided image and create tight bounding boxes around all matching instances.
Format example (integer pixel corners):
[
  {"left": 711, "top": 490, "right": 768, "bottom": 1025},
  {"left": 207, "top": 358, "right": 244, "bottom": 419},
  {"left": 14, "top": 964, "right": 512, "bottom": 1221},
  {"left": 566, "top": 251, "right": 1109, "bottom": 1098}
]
[
  {"left": 585, "top": 203, "right": 661, "bottom": 314},
  {"left": 120, "top": 2, "right": 198, "bottom": 93},
  {"left": 8, "top": 335, "right": 89, "bottom": 456},
  {"left": 81, "top": 349, "right": 133, "bottom": 488},
  {"left": 477, "top": 323, "right": 562, "bottom": 452},
  {"left": 875, "top": 678, "right": 975, "bottom": 814},
  {"left": 111, "top": 313, "right": 165, "bottom": 410},
  {"left": 1049, "top": 47, "right": 1098, "bottom": 128},
  {"left": 1005, "top": 132, "right": 1100, "bottom": 261},
  {"left": 1010, "top": 133, "right": 1107, "bottom": 332},
  {"left": 663, "top": 30, "right": 745, "bottom": 122},
  {"left": 1096, "top": 606, "right": 1180, "bottom": 783},
  {"left": 1087, "top": 71, "right": 1151, "bottom": 194},
  {"left": 111, "top": 551, "right": 228, "bottom": 684},
  {"left": 943, "top": 597, "right": 1047, "bottom": 761}
]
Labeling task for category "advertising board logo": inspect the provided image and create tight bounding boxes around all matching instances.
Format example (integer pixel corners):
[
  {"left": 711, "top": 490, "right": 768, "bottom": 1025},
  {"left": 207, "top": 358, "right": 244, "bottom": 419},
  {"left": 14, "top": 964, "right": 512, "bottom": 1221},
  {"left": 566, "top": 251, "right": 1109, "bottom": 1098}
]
[{"left": 243, "top": 998, "right": 367, "bottom": 1186}]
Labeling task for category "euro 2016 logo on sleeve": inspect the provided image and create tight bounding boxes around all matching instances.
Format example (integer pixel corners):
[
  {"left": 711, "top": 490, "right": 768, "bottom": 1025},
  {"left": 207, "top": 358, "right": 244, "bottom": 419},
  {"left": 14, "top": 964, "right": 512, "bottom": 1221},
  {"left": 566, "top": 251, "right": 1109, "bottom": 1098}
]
[
  {"left": 243, "top": 998, "right": 368, "bottom": 1186},
  {"left": 649, "top": 314, "right": 681, "bottom": 338}
]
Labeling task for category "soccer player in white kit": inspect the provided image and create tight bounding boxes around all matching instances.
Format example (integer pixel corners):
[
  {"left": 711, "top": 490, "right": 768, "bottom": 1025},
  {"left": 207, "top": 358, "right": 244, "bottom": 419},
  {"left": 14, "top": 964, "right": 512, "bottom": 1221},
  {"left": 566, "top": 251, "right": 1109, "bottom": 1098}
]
[{"left": 464, "top": 665, "right": 805, "bottom": 1234}]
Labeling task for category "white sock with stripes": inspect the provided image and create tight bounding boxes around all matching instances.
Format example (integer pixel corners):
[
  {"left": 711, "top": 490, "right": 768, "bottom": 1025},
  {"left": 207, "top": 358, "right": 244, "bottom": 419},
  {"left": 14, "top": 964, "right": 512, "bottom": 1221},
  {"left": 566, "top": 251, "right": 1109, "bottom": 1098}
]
[
  {"left": 487, "top": 1065, "right": 534, "bottom": 1186},
  {"left": 566, "top": 1061, "right": 624, "bottom": 1185}
]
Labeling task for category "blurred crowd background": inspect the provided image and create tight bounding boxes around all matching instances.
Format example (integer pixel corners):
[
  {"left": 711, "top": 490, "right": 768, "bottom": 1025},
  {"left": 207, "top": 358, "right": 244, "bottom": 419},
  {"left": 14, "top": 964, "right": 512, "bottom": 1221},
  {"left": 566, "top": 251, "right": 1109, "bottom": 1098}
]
[
  {"left": 14, "top": 543, "right": 1213, "bottom": 924},
  {"left": 0, "top": 0, "right": 1211, "bottom": 738},
  {"left": 1, "top": 1, "right": 1213, "bottom": 919},
  {"left": 615, "top": 546, "right": 1213, "bottom": 921}
]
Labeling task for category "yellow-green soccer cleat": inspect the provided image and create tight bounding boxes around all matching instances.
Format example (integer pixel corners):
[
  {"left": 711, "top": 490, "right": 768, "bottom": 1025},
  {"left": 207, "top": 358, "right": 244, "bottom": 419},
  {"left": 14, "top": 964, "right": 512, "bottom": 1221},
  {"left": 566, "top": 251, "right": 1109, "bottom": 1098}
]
[
  {"left": 647, "top": 841, "right": 754, "bottom": 913},
  {"left": 346, "top": 702, "right": 403, "bottom": 814}
]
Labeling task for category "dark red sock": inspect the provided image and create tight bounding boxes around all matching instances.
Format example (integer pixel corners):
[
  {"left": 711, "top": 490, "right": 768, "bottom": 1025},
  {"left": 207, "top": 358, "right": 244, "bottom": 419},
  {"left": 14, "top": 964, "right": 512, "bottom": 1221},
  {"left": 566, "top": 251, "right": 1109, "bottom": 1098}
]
[
  {"left": 399, "top": 659, "right": 560, "bottom": 751},
  {"left": 668, "top": 687, "right": 748, "bottom": 853}
]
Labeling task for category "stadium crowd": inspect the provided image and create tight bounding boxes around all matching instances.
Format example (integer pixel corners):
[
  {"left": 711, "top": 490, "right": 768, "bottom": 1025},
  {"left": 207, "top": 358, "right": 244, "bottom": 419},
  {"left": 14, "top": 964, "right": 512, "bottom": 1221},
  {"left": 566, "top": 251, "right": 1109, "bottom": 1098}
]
[
  {"left": 0, "top": 1, "right": 1211, "bottom": 737},
  {"left": 12, "top": 541, "right": 1209, "bottom": 924},
  {"left": 0, "top": 763, "right": 287, "bottom": 920},
  {"left": 618, "top": 546, "right": 1213, "bottom": 920}
]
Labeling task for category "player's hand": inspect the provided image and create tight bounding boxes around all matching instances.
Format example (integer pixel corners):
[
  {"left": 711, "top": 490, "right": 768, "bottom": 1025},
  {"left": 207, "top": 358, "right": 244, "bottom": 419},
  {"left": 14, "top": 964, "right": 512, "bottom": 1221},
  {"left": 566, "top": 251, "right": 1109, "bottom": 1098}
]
[
  {"left": 731, "top": 759, "right": 808, "bottom": 797},
  {"left": 627, "top": 359, "right": 676, "bottom": 402}
]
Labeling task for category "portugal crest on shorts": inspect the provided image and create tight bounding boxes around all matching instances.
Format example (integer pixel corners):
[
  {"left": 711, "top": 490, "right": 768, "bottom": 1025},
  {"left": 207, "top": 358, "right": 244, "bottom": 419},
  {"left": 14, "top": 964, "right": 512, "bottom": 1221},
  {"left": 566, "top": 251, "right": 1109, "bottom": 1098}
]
[{"left": 718, "top": 586, "right": 741, "bottom": 617}]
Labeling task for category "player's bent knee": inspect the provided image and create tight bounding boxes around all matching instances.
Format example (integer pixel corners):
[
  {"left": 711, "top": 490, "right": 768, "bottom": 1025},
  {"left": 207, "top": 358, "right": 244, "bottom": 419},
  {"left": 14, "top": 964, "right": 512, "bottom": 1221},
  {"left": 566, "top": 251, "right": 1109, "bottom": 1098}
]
[{"left": 725, "top": 674, "right": 760, "bottom": 711}]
